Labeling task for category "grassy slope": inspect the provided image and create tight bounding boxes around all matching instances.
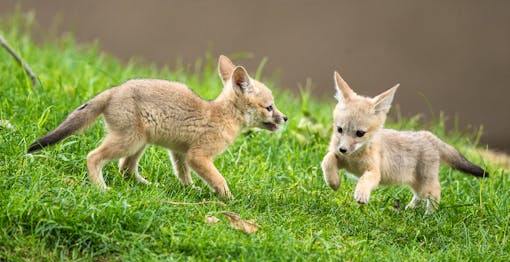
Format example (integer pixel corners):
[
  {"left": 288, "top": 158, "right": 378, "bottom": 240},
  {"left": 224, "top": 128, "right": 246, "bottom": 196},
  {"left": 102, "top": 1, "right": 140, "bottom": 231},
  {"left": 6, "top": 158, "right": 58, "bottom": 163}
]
[{"left": 1, "top": 14, "right": 508, "bottom": 261}]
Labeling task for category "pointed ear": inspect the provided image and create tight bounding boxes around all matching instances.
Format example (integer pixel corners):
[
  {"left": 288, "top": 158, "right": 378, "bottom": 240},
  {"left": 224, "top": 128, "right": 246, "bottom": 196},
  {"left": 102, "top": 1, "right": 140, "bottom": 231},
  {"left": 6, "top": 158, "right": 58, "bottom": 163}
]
[
  {"left": 373, "top": 84, "right": 399, "bottom": 114},
  {"left": 232, "top": 66, "right": 253, "bottom": 93},
  {"left": 218, "top": 55, "right": 235, "bottom": 82},
  {"left": 334, "top": 71, "right": 356, "bottom": 103}
]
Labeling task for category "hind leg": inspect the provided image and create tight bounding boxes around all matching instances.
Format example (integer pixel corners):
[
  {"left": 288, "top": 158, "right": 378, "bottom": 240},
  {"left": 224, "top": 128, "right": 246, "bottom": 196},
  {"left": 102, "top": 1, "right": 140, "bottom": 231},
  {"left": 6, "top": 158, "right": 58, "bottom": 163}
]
[
  {"left": 413, "top": 161, "right": 442, "bottom": 214},
  {"left": 168, "top": 150, "right": 193, "bottom": 185},
  {"left": 424, "top": 184, "right": 441, "bottom": 215},
  {"left": 407, "top": 184, "right": 440, "bottom": 214},
  {"left": 87, "top": 133, "right": 144, "bottom": 190},
  {"left": 118, "top": 146, "right": 150, "bottom": 184}
]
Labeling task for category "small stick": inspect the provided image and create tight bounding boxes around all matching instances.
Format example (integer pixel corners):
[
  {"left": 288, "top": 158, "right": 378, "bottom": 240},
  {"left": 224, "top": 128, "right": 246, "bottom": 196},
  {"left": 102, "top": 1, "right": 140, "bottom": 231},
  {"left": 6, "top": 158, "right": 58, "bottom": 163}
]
[
  {"left": 161, "top": 199, "right": 227, "bottom": 207},
  {"left": 0, "top": 35, "right": 37, "bottom": 86}
]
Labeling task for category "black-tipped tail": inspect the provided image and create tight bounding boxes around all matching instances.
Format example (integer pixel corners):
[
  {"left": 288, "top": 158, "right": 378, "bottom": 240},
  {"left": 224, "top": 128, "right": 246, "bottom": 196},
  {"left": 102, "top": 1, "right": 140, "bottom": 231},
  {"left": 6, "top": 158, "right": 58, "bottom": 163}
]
[
  {"left": 27, "top": 141, "right": 44, "bottom": 153},
  {"left": 27, "top": 127, "right": 76, "bottom": 153},
  {"left": 452, "top": 154, "right": 489, "bottom": 178},
  {"left": 424, "top": 131, "right": 489, "bottom": 178},
  {"left": 27, "top": 89, "right": 111, "bottom": 154}
]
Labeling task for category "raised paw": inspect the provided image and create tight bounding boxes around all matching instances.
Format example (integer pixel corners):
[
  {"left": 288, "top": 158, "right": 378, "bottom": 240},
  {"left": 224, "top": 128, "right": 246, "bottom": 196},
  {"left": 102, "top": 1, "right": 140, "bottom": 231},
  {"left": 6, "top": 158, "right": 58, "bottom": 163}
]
[
  {"left": 321, "top": 153, "right": 340, "bottom": 191},
  {"left": 354, "top": 189, "right": 370, "bottom": 204},
  {"left": 328, "top": 182, "right": 340, "bottom": 191},
  {"left": 324, "top": 176, "right": 340, "bottom": 191}
]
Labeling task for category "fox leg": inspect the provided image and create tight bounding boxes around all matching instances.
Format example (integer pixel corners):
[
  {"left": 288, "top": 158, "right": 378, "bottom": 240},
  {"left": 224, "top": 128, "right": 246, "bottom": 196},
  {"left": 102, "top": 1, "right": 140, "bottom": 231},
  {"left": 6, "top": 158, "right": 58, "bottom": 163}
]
[
  {"left": 187, "top": 151, "right": 232, "bottom": 199},
  {"left": 414, "top": 182, "right": 440, "bottom": 214},
  {"left": 168, "top": 150, "right": 193, "bottom": 185},
  {"left": 118, "top": 146, "right": 150, "bottom": 184},
  {"left": 353, "top": 170, "right": 381, "bottom": 204},
  {"left": 422, "top": 181, "right": 441, "bottom": 214},
  {"left": 87, "top": 133, "right": 144, "bottom": 190},
  {"left": 321, "top": 152, "right": 340, "bottom": 191},
  {"left": 413, "top": 161, "right": 441, "bottom": 214},
  {"left": 405, "top": 192, "right": 422, "bottom": 210},
  {"left": 406, "top": 183, "right": 440, "bottom": 214}
]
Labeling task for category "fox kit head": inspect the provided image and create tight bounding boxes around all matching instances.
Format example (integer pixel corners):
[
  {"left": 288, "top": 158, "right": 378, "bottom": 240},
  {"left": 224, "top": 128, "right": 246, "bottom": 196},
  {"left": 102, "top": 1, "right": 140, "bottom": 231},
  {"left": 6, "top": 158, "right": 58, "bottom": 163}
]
[
  {"left": 330, "top": 71, "right": 399, "bottom": 156},
  {"left": 218, "top": 55, "right": 287, "bottom": 131}
]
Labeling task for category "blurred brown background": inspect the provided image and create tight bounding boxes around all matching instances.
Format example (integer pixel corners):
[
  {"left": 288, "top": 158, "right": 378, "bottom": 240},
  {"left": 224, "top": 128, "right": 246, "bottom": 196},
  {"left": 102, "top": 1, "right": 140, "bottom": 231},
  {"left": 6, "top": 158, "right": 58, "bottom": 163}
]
[{"left": 1, "top": 0, "right": 509, "bottom": 152}]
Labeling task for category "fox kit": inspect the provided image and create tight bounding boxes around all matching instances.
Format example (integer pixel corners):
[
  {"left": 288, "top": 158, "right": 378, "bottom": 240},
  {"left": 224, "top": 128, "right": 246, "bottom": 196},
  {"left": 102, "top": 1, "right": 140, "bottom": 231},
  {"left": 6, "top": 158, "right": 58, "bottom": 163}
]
[
  {"left": 321, "top": 72, "right": 488, "bottom": 214},
  {"left": 27, "top": 55, "right": 287, "bottom": 199}
]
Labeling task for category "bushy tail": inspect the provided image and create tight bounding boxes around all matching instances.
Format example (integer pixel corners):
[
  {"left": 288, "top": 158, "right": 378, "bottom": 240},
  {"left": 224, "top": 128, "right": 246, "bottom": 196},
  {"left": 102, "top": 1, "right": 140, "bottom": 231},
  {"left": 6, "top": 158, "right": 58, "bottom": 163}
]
[
  {"left": 27, "top": 90, "right": 112, "bottom": 153},
  {"left": 424, "top": 131, "right": 489, "bottom": 178}
]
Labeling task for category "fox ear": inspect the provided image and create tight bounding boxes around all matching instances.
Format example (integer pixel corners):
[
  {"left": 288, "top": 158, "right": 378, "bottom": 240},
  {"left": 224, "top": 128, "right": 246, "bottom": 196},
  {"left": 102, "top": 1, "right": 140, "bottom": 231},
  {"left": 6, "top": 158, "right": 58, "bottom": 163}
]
[
  {"left": 232, "top": 66, "right": 253, "bottom": 93},
  {"left": 218, "top": 55, "right": 235, "bottom": 82},
  {"left": 373, "top": 84, "right": 399, "bottom": 114},
  {"left": 334, "top": 71, "right": 356, "bottom": 103}
]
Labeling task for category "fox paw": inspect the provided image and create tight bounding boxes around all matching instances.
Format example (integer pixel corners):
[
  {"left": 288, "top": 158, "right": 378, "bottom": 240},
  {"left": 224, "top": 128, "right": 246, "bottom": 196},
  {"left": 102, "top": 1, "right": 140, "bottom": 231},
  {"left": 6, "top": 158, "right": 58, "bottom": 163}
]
[
  {"left": 215, "top": 187, "right": 234, "bottom": 200},
  {"left": 329, "top": 184, "right": 340, "bottom": 191},
  {"left": 326, "top": 180, "right": 340, "bottom": 191},
  {"left": 354, "top": 189, "right": 370, "bottom": 204},
  {"left": 222, "top": 190, "right": 234, "bottom": 200}
]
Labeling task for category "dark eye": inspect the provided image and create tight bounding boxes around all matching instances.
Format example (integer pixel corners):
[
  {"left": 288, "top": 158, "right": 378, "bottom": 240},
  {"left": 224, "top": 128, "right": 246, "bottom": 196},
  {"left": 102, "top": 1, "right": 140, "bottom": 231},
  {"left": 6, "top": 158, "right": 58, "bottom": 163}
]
[
  {"left": 356, "top": 130, "right": 366, "bottom": 137},
  {"left": 265, "top": 105, "right": 273, "bottom": 112},
  {"left": 337, "top": 127, "right": 343, "bottom": 133}
]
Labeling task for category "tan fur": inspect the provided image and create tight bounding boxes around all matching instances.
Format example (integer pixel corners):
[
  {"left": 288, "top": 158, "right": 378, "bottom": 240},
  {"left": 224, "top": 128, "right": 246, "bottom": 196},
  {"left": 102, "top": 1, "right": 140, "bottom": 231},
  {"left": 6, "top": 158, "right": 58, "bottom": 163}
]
[
  {"left": 28, "top": 55, "right": 287, "bottom": 199},
  {"left": 321, "top": 72, "right": 487, "bottom": 214}
]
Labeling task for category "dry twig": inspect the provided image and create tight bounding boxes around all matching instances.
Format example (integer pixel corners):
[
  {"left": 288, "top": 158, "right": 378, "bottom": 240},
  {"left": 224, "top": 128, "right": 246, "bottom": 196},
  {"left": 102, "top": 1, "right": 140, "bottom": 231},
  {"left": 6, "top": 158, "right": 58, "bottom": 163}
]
[
  {"left": 161, "top": 199, "right": 227, "bottom": 207},
  {"left": 0, "top": 35, "right": 37, "bottom": 86}
]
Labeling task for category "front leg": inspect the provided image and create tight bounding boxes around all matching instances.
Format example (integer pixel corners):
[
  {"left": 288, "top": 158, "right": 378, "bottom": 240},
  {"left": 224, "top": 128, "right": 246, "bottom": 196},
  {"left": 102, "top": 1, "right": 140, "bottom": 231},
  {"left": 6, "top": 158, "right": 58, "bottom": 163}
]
[
  {"left": 321, "top": 152, "right": 341, "bottom": 191},
  {"left": 187, "top": 152, "right": 232, "bottom": 199},
  {"left": 168, "top": 150, "right": 193, "bottom": 186},
  {"left": 354, "top": 170, "right": 381, "bottom": 204}
]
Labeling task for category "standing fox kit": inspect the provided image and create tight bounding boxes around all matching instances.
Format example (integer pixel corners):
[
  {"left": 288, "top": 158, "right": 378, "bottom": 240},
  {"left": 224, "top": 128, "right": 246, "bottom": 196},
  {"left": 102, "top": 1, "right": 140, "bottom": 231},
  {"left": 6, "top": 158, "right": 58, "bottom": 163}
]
[
  {"left": 321, "top": 72, "right": 488, "bottom": 214},
  {"left": 28, "top": 55, "right": 287, "bottom": 199}
]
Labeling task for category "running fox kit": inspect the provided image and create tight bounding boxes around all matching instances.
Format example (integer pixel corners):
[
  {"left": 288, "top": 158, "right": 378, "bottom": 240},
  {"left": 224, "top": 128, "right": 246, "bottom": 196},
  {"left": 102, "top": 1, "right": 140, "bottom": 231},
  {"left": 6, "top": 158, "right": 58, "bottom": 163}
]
[
  {"left": 28, "top": 55, "right": 287, "bottom": 199},
  {"left": 321, "top": 72, "right": 488, "bottom": 213}
]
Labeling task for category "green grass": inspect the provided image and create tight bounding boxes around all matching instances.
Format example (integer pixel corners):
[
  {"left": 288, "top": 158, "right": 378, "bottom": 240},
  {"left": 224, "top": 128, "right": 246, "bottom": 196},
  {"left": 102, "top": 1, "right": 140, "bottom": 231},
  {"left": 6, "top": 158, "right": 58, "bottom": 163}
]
[{"left": 1, "top": 13, "right": 509, "bottom": 261}]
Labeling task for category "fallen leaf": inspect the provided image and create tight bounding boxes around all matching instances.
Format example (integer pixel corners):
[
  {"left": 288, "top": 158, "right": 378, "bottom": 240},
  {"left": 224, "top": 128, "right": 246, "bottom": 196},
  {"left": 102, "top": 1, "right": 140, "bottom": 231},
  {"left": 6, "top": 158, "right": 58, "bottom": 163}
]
[
  {"left": 220, "top": 211, "right": 259, "bottom": 234},
  {"left": 205, "top": 215, "right": 220, "bottom": 224}
]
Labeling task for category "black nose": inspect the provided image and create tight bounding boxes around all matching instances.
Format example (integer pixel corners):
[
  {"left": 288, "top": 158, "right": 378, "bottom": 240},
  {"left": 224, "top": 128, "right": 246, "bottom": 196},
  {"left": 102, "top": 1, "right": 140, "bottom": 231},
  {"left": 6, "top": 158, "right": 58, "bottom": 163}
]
[
  {"left": 283, "top": 116, "right": 288, "bottom": 122},
  {"left": 339, "top": 148, "right": 347, "bottom": 154}
]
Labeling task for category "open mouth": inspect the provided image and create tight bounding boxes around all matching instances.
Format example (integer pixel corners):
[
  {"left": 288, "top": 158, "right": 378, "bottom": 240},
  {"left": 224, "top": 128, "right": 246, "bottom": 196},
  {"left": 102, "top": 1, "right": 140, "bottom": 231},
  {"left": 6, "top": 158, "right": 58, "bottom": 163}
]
[{"left": 262, "top": 122, "right": 279, "bottom": 131}]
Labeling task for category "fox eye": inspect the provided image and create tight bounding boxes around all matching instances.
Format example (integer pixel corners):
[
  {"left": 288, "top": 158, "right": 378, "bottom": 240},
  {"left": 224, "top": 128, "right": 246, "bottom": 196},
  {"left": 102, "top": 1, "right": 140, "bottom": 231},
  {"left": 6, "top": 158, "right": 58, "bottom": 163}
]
[
  {"left": 337, "top": 127, "right": 343, "bottom": 133},
  {"left": 356, "top": 130, "right": 366, "bottom": 137},
  {"left": 265, "top": 105, "right": 273, "bottom": 112}
]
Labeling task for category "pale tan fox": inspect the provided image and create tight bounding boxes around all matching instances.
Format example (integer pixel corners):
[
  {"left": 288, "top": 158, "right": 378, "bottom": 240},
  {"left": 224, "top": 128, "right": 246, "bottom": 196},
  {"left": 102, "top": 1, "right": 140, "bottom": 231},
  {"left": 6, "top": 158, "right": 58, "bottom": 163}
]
[
  {"left": 321, "top": 72, "right": 488, "bottom": 214},
  {"left": 27, "top": 55, "right": 287, "bottom": 199}
]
